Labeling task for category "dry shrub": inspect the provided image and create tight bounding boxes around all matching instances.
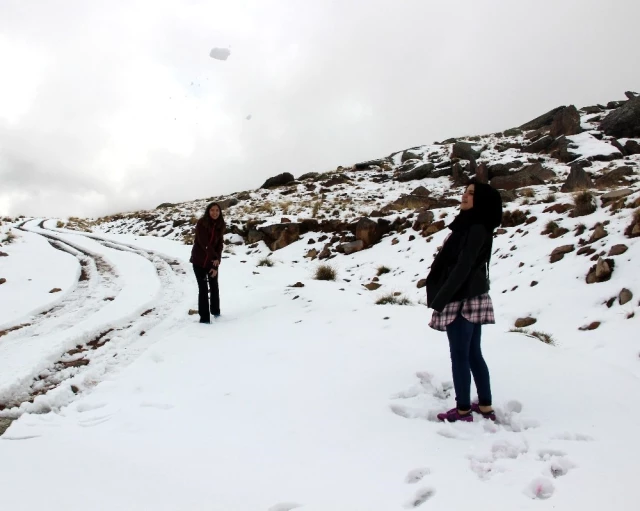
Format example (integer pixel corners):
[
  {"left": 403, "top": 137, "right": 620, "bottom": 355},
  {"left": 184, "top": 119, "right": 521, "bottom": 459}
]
[
  {"left": 314, "top": 264, "right": 336, "bottom": 281},
  {"left": 375, "top": 293, "right": 411, "bottom": 305},
  {"left": 510, "top": 328, "right": 556, "bottom": 345},
  {"left": 377, "top": 266, "right": 391, "bottom": 276},
  {"left": 572, "top": 191, "right": 596, "bottom": 217}
]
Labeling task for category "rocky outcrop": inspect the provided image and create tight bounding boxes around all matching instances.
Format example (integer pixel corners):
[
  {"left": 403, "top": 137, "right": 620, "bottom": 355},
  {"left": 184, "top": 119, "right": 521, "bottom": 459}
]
[
  {"left": 451, "top": 142, "right": 481, "bottom": 161},
  {"left": 490, "top": 163, "right": 554, "bottom": 191},
  {"left": 261, "top": 172, "right": 295, "bottom": 189},
  {"left": 401, "top": 149, "right": 423, "bottom": 162},
  {"left": 395, "top": 163, "right": 435, "bottom": 182},
  {"left": 355, "top": 218, "right": 382, "bottom": 248},
  {"left": 550, "top": 105, "right": 582, "bottom": 137},
  {"left": 586, "top": 258, "right": 614, "bottom": 284},
  {"left": 600, "top": 95, "right": 640, "bottom": 138},
  {"left": 561, "top": 164, "right": 594, "bottom": 192},
  {"left": 519, "top": 106, "right": 565, "bottom": 131},
  {"left": 522, "top": 135, "right": 554, "bottom": 153},
  {"left": 260, "top": 223, "right": 300, "bottom": 250}
]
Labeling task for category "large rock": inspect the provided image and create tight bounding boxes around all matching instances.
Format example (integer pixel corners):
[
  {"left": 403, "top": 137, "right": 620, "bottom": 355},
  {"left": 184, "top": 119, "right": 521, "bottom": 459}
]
[
  {"left": 246, "top": 230, "right": 265, "bottom": 244},
  {"left": 561, "top": 164, "right": 594, "bottom": 192},
  {"left": 353, "top": 159, "right": 385, "bottom": 171},
  {"left": 451, "top": 142, "right": 481, "bottom": 161},
  {"left": 401, "top": 149, "right": 423, "bottom": 162},
  {"left": 625, "top": 140, "right": 640, "bottom": 155},
  {"left": 298, "top": 172, "right": 320, "bottom": 180},
  {"left": 395, "top": 162, "right": 435, "bottom": 182},
  {"left": 261, "top": 172, "right": 295, "bottom": 189},
  {"left": 600, "top": 95, "right": 640, "bottom": 138},
  {"left": 586, "top": 258, "right": 614, "bottom": 284},
  {"left": 519, "top": 106, "right": 566, "bottom": 131},
  {"left": 522, "top": 135, "right": 554, "bottom": 153},
  {"left": 596, "top": 167, "right": 634, "bottom": 188},
  {"left": 339, "top": 240, "right": 365, "bottom": 255},
  {"left": 550, "top": 105, "right": 582, "bottom": 137},
  {"left": 550, "top": 244, "right": 575, "bottom": 263},
  {"left": 259, "top": 223, "right": 300, "bottom": 250},
  {"left": 487, "top": 161, "right": 523, "bottom": 177},
  {"left": 548, "top": 136, "right": 578, "bottom": 163},
  {"left": 356, "top": 218, "right": 382, "bottom": 248},
  {"left": 490, "top": 163, "right": 553, "bottom": 191},
  {"left": 412, "top": 209, "right": 435, "bottom": 231}
]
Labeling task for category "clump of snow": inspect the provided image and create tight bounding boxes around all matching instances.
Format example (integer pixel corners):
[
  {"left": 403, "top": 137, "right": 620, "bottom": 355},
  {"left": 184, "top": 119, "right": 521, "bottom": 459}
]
[{"left": 209, "top": 47, "right": 231, "bottom": 61}]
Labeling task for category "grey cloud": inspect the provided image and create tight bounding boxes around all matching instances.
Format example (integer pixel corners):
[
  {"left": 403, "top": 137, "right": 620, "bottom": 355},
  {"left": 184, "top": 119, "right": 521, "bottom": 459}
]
[{"left": 1, "top": 0, "right": 639, "bottom": 217}]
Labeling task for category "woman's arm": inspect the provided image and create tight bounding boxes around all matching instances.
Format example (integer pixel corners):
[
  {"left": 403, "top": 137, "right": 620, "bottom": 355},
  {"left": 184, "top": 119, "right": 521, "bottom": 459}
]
[{"left": 429, "top": 225, "right": 488, "bottom": 312}]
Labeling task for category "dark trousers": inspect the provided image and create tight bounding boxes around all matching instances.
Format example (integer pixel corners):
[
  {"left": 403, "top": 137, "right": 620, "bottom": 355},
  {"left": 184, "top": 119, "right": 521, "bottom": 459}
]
[
  {"left": 445, "top": 314, "right": 492, "bottom": 411},
  {"left": 193, "top": 264, "right": 220, "bottom": 322}
]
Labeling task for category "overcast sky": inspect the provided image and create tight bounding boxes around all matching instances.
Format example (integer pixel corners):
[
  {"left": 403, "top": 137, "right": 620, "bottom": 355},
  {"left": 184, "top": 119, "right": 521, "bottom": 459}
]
[{"left": 1, "top": 0, "right": 638, "bottom": 218}]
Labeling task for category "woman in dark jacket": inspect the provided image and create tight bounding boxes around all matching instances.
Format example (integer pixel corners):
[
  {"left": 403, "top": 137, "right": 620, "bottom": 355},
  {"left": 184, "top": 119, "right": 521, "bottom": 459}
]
[
  {"left": 190, "top": 202, "right": 225, "bottom": 323},
  {"left": 426, "top": 180, "right": 503, "bottom": 423}
]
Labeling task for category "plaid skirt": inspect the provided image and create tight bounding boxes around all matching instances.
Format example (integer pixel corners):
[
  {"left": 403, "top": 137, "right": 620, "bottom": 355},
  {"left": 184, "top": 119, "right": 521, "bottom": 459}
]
[{"left": 429, "top": 293, "right": 495, "bottom": 331}]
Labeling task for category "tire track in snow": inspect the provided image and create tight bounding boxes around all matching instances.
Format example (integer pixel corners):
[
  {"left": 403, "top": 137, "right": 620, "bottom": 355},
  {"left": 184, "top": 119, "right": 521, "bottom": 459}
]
[
  {"left": 0, "top": 221, "right": 121, "bottom": 341},
  {"left": 0, "top": 224, "right": 190, "bottom": 424}
]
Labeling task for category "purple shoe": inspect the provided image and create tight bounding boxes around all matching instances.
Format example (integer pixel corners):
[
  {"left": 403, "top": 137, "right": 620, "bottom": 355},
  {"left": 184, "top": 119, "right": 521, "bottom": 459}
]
[
  {"left": 471, "top": 403, "right": 496, "bottom": 421},
  {"left": 437, "top": 407, "right": 473, "bottom": 423}
]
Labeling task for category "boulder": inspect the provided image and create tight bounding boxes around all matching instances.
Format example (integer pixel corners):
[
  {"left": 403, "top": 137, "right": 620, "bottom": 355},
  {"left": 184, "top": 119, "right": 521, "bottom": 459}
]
[
  {"left": 550, "top": 105, "right": 582, "bottom": 137},
  {"left": 364, "top": 282, "right": 382, "bottom": 291},
  {"left": 395, "top": 163, "right": 435, "bottom": 182},
  {"left": 588, "top": 224, "right": 608, "bottom": 243},
  {"left": 561, "top": 164, "right": 594, "bottom": 192},
  {"left": 0, "top": 252, "right": 8, "bottom": 257},
  {"left": 259, "top": 223, "right": 300, "bottom": 250},
  {"left": 355, "top": 218, "right": 382, "bottom": 248},
  {"left": 451, "top": 142, "right": 481, "bottom": 161},
  {"left": 503, "top": 128, "right": 523, "bottom": 137},
  {"left": 600, "top": 188, "right": 633, "bottom": 202},
  {"left": 217, "top": 197, "right": 239, "bottom": 209},
  {"left": 596, "top": 167, "right": 634, "bottom": 188},
  {"left": 416, "top": 279, "right": 427, "bottom": 289},
  {"left": 522, "top": 135, "right": 554, "bottom": 153},
  {"left": 0, "top": 278, "right": 6, "bottom": 285},
  {"left": 401, "top": 149, "right": 423, "bottom": 162},
  {"left": 608, "top": 244, "right": 628, "bottom": 256},
  {"left": 487, "top": 161, "right": 523, "bottom": 177},
  {"left": 305, "top": 248, "right": 318, "bottom": 259},
  {"left": 581, "top": 106, "right": 603, "bottom": 114},
  {"left": 490, "top": 163, "right": 551, "bottom": 191},
  {"left": 619, "top": 288, "right": 633, "bottom": 305},
  {"left": 352, "top": 160, "right": 385, "bottom": 171},
  {"left": 340, "top": 240, "right": 365, "bottom": 255},
  {"left": 298, "top": 172, "right": 320, "bottom": 180},
  {"left": 514, "top": 317, "right": 537, "bottom": 328},
  {"left": 383, "top": 193, "right": 456, "bottom": 212},
  {"left": 550, "top": 244, "right": 575, "bottom": 263},
  {"left": 412, "top": 209, "right": 435, "bottom": 231},
  {"left": 600, "top": 95, "right": 640, "bottom": 138},
  {"left": 246, "top": 229, "right": 265, "bottom": 244},
  {"left": 548, "top": 136, "right": 579, "bottom": 163},
  {"left": 625, "top": 140, "right": 640, "bottom": 155},
  {"left": 261, "top": 172, "right": 295, "bottom": 189},
  {"left": 156, "top": 203, "right": 175, "bottom": 209},
  {"left": 475, "top": 162, "right": 489, "bottom": 184},
  {"left": 586, "top": 258, "right": 614, "bottom": 284},
  {"left": 519, "top": 106, "right": 566, "bottom": 130}
]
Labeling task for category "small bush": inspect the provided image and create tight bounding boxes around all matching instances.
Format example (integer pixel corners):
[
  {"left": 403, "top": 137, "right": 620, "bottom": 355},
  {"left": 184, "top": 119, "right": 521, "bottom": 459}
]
[
  {"left": 573, "top": 191, "right": 596, "bottom": 217},
  {"left": 257, "top": 202, "right": 274, "bottom": 215},
  {"left": 510, "top": 328, "right": 556, "bottom": 345},
  {"left": 257, "top": 257, "right": 274, "bottom": 267},
  {"left": 377, "top": 265, "right": 391, "bottom": 276},
  {"left": 56, "top": 221, "right": 65, "bottom": 228},
  {"left": 314, "top": 264, "right": 336, "bottom": 281},
  {"left": 520, "top": 188, "right": 535, "bottom": 198},
  {"left": 2, "top": 231, "right": 16, "bottom": 244},
  {"left": 375, "top": 293, "right": 412, "bottom": 305},
  {"left": 279, "top": 201, "right": 292, "bottom": 215},
  {"left": 545, "top": 221, "right": 559, "bottom": 233},
  {"left": 542, "top": 193, "right": 557, "bottom": 204}
]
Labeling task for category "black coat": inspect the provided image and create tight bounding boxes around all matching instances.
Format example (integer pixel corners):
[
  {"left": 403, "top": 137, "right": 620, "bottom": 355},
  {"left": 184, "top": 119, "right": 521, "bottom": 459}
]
[{"left": 426, "top": 224, "right": 492, "bottom": 312}]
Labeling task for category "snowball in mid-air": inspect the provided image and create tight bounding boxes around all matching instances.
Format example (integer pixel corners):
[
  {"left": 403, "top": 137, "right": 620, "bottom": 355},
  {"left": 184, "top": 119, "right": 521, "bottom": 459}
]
[{"left": 209, "top": 47, "right": 231, "bottom": 61}]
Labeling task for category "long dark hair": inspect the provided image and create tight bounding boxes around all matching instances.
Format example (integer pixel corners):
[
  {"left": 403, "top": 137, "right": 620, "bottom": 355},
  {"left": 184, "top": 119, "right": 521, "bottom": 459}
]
[{"left": 200, "top": 202, "right": 226, "bottom": 231}]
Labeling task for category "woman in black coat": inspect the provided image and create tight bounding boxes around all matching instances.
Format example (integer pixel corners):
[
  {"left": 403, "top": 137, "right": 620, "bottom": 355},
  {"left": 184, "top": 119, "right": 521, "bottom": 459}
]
[
  {"left": 426, "top": 180, "right": 503, "bottom": 422},
  {"left": 190, "top": 202, "right": 225, "bottom": 324}
]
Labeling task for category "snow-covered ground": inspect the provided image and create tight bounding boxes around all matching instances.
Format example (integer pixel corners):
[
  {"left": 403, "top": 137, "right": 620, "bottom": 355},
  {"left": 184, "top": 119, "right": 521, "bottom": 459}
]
[{"left": 1, "top": 204, "right": 639, "bottom": 509}]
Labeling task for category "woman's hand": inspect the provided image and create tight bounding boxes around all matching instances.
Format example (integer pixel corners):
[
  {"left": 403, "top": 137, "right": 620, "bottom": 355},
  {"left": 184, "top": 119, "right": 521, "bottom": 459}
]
[
  {"left": 213, "top": 260, "right": 220, "bottom": 267},
  {"left": 209, "top": 268, "right": 218, "bottom": 277}
]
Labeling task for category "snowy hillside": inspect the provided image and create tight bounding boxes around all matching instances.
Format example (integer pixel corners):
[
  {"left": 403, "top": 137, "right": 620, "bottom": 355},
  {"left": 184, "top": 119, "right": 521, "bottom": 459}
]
[{"left": 1, "top": 93, "right": 639, "bottom": 511}]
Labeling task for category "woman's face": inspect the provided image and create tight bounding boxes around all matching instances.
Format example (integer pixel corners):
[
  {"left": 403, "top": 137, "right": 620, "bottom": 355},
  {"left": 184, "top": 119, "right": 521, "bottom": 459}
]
[
  {"left": 460, "top": 184, "right": 475, "bottom": 211},
  {"left": 209, "top": 205, "right": 221, "bottom": 220}
]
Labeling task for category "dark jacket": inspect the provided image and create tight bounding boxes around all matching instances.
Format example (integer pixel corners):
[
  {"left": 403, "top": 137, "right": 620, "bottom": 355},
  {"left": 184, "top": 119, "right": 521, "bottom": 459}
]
[
  {"left": 190, "top": 219, "right": 224, "bottom": 270},
  {"left": 426, "top": 224, "right": 491, "bottom": 312}
]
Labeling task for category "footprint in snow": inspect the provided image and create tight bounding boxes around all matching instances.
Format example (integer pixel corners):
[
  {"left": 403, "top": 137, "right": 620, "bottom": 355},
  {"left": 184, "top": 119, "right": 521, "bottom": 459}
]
[
  {"left": 405, "top": 467, "right": 430, "bottom": 484},
  {"left": 548, "top": 456, "right": 576, "bottom": 478},
  {"left": 525, "top": 477, "right": 555, "bottom": 499},
  {"left": 268, "top": 503, "right": 302, "bottom": 511},
  {"left": 552, "top": 432, "right": 593, "bottom": 442},
  {"left": 405, "top": 487, "right": 435, "bottom": 508}
]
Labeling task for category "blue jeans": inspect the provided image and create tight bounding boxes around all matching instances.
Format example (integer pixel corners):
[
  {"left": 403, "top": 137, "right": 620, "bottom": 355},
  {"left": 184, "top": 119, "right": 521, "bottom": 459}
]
[{"left": 445, "top": 314, "right": 492, "bottom": 411}]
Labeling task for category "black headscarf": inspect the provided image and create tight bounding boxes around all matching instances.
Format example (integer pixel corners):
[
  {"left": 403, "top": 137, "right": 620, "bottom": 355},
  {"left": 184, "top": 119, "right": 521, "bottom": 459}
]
[{"left": 449, "top": 181, "right": 503, "bottom": 233}]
